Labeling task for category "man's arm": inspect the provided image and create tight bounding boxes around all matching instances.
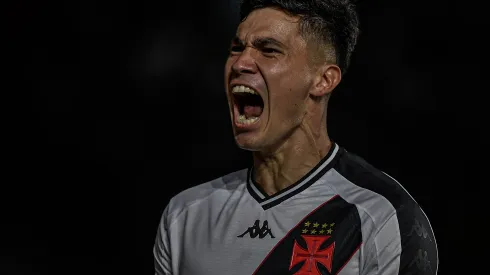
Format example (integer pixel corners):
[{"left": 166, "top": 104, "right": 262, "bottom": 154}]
[
  {"left": 154, "top": 206, "right": 172, "bottom": 275},
  {"left": 373, "top": 204, "right": 438, "bottom": 274}
]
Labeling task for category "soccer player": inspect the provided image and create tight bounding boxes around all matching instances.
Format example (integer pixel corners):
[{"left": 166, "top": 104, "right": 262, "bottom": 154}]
[{"left": 154, "top": 0, "right": 438, "bottom": 274}]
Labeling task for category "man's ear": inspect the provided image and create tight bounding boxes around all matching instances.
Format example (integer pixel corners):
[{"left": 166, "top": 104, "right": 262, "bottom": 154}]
[{"left": 309, "top": 64, "right": 342, "bottom": 97}]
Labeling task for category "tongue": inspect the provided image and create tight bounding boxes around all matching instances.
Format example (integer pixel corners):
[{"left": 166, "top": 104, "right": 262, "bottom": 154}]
[{"left": 244, "top": 105, "right": 263, "bottom": 118}]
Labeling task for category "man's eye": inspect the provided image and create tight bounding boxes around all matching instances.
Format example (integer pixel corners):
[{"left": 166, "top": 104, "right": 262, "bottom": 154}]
[{"left": 262, "top": 48, "right": 279, "bottom": 54}]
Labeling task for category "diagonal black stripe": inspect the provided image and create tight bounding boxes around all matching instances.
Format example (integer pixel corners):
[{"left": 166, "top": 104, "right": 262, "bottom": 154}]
[{"left": 253, "top": 195, "right": 362, "bottom": 274}]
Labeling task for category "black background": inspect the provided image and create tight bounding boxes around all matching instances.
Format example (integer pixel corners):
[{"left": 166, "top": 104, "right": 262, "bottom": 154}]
[{"left": 4, "top": 0, "right": 483, "bottom": 274}]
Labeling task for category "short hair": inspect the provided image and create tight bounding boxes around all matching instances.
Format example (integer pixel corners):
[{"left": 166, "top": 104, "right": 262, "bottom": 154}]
[{"left": 240, "top": 0, "right": 360, "bottom": 74}]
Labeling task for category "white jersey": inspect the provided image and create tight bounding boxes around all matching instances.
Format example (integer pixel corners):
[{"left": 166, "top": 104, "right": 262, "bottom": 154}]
[{"left": 154, "top": 143, "right": 438, "bottom": 274}]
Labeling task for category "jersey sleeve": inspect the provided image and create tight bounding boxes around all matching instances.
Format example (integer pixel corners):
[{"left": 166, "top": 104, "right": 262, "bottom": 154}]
[
  {"left": 374, "top": 203, "right": 438, "bottom": 275},
  {"left": 154, "top": 205, "right": 173, "bottom": 275}
]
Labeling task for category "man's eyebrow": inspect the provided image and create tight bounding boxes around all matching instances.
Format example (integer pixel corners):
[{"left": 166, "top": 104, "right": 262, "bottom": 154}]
[
  {"left": 252, "top": 37, "right": 287, "bottom": 49},
  {"left": 231, "top": 36, "right": 287, "bottom": 49}
]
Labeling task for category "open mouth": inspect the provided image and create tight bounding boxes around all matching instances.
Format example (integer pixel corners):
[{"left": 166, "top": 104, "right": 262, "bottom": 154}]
[{"left": 232, "top": 85, "right": 264, "bottom": 125}]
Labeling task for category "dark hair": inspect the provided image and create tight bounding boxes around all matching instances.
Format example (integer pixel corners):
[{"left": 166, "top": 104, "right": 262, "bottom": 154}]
[{"left": 240, "top": 0, "right": 359, "bottom": 74}]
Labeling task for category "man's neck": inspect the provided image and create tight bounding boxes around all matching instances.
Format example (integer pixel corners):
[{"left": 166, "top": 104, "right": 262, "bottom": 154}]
[{"left": 252, "top": 121, "right": 331, "bottom": 196}]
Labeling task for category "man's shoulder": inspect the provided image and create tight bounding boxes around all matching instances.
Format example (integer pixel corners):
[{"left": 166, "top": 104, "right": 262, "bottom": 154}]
[
  {"left": 334, "top": 148, "right": 417, "bottom": 210},
  {"left": 335, "top": 148, "right": 438, "bottom": 269},
  {"left": 165, "top": 168, "right": 248, "bottom": 219}
]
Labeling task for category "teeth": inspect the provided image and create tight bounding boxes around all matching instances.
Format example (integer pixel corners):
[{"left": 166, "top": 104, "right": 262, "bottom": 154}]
[
  {"left": 237, "top": 115, "right": 259, "bottom": 124},
  {"left": 232, "top": 85, "right": 257, "bottom": 95}
]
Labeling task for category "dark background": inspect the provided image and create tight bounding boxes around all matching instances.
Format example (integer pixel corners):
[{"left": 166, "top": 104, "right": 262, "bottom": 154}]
[{"left": 4, "top": 0, "right": 482, "bottom": 274}]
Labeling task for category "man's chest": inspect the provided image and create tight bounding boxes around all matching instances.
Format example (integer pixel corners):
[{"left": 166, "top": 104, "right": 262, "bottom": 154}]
[{"left": 176, "top": 195, "right": 363, "bottom": 275}]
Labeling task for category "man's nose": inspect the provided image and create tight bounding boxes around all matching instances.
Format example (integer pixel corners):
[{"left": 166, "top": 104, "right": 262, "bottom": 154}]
[{"left": 231, "top": 48, "right": 258, "bottom": 75}]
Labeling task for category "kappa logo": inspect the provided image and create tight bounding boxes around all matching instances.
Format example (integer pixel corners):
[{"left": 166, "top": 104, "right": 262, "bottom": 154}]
[{"left": 237, "top": 220, "right": 275, "bottom": 239}]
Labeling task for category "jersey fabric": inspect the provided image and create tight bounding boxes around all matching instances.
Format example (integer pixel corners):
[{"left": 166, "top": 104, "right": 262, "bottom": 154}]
[{"left": 154, "top": 143, "right": 438, "bottom": 274}]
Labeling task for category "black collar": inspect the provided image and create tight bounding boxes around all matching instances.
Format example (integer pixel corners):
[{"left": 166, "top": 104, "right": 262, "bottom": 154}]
[{"left": 247, "top": 143, "right": 342, "bottom": 210}]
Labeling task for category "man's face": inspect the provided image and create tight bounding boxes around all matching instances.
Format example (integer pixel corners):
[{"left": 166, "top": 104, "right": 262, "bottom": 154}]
[{"left": 224, "top": 7, "right": 316, "bottom": 152}]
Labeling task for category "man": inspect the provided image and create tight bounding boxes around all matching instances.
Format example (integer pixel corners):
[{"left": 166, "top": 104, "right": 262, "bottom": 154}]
[{"left": 154, "top": 0, "right": 438, "bottom": 274}]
